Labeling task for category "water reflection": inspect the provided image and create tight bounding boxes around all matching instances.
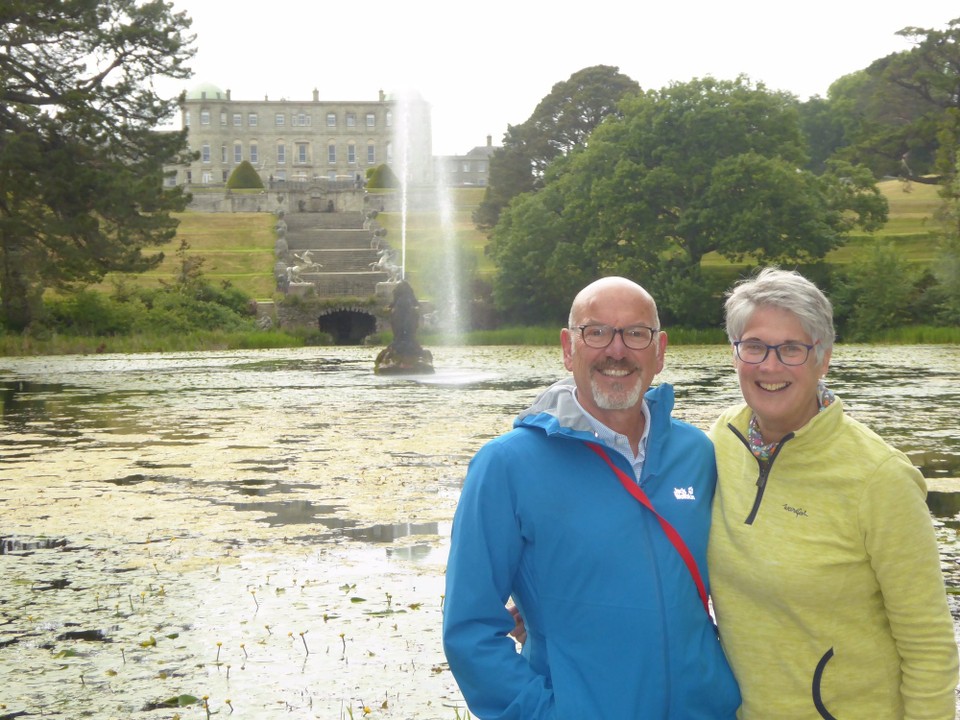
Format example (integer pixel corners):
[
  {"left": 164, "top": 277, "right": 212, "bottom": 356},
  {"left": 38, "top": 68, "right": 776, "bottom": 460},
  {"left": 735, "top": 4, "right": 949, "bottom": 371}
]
[
  {"left": 929, "top": 492, "right": 960, "bottom": 529},
  {"left": 345, "top": 520, "right": 439, "bottom": 543},
  {"left": 229, "top": 499, "right": 348, "bottom": 527},
  {"left": 0, "top": 536, "right": 68, "bottom": 554}
]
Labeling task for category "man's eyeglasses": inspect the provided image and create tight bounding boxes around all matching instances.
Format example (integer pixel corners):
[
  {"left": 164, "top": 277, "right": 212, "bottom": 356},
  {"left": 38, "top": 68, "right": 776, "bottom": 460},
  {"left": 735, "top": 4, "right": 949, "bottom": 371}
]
[
  {"left": 575, "top": 324, "right": 659, "bottom": 350},
  {"left": 733, "top": 340, "right": 817, "bottom": 366}
]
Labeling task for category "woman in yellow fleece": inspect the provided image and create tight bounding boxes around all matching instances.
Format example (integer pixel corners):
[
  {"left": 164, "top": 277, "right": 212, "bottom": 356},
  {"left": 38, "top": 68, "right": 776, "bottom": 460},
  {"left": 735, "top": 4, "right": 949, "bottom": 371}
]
[{"left": 708, "top": 267, "right": 958, "bottom": 719}]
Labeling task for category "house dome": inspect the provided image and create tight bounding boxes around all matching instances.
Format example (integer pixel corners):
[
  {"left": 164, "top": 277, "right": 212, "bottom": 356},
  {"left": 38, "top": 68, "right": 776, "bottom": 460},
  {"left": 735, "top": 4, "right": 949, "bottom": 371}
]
[{"left": 185, "top": 83, "right": 226, "bottom": 101}]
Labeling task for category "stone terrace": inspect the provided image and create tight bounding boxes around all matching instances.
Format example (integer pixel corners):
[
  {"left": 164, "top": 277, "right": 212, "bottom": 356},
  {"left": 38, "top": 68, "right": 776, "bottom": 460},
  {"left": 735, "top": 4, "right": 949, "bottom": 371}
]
[{"left": 282, "top": 212, "right": 391, "bottom": 297}]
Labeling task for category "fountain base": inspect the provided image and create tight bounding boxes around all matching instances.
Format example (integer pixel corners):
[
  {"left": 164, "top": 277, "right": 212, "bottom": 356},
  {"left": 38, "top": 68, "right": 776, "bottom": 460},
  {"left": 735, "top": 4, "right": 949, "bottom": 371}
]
[{"left": 373, "top": 345, "right": 435, "bottom": 375}]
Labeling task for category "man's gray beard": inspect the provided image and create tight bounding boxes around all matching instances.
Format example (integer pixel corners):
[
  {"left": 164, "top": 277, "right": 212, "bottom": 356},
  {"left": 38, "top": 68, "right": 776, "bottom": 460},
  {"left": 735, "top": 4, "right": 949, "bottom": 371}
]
[{"left": 590, "top": 377, "right": 644, "bottom": 410}]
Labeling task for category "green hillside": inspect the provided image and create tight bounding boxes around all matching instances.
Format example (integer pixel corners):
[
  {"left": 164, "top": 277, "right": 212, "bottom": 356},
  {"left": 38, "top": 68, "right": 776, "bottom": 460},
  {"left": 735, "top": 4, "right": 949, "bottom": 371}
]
[{"left": 114, "top": 180, "right": 945, "bottom": 303}]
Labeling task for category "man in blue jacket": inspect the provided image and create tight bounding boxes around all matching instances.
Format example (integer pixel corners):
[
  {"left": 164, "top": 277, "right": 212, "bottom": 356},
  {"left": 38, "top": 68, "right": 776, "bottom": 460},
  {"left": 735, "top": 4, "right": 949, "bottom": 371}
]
[{"left": 442, "top": 276, "right": 740, "bottom": 719}]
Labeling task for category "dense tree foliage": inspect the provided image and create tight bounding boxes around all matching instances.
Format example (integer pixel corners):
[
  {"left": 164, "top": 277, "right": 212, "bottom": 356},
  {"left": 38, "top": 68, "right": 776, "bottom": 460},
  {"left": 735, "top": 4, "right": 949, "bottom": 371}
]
[
  {"left": 797, "top": 96, "right": 850, "bottom": 174},
  {"left": 831, "top": 242, "right": 920, "bottom": 340},
  {"left": 489, "top": 77, "right": 887, "bottom": 325},
  {"left": 0, "top": 0, "right": 195, "bottom": 331},
  {"left": 812, "top": 18, "right": 960, "bottom": 183},
  {"left": 929, "top": 157, "right": 960, "bottom": 324},
  {"left": 473, "top": 65, "right": 640, "bottom": 229}
]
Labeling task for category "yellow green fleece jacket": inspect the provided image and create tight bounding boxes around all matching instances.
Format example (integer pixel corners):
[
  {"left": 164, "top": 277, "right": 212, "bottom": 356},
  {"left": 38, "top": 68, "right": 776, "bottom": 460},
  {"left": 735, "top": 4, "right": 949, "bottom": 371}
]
[{"left": 708, "top": 398, "right": 958, "bottom": 719}]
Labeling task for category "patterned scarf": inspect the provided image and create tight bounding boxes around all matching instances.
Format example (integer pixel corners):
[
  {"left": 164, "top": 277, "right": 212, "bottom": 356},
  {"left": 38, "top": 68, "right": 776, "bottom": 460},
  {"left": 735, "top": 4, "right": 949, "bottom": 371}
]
[{"left": 747, "top": 380, "right": 835, "bottom": 463}]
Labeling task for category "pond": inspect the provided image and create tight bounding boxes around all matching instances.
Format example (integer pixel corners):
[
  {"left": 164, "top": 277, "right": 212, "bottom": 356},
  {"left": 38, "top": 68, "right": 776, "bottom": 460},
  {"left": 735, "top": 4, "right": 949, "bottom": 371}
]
[{"left": 0, "top": 344, "right": 958, "bottom": 719}]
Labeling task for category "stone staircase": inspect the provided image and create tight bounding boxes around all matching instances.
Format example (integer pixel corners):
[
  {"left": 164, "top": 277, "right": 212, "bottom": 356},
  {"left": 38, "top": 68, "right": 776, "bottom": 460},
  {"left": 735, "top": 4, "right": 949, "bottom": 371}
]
[{"left": 280, "top": 212, "right": 392, "bottom": 297}]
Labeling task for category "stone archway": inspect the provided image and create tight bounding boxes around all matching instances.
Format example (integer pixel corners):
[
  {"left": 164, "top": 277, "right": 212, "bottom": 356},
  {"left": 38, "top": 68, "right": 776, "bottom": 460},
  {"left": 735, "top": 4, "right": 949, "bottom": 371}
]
[{"left": 317, "top": 307, "right": 379, "bottom": 345}]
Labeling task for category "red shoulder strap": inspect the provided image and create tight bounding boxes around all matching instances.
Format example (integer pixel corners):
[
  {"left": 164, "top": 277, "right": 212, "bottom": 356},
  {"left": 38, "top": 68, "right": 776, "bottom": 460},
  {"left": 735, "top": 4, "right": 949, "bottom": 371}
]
[{"left": 586, "top": 442, "right": 710, "bottom": 616}]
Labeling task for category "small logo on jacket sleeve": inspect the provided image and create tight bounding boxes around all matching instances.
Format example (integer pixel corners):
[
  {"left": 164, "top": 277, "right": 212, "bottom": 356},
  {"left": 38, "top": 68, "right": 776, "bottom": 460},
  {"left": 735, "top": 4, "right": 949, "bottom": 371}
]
[{"left": 673, "top": 487, "right": 696, "bottom": 501}]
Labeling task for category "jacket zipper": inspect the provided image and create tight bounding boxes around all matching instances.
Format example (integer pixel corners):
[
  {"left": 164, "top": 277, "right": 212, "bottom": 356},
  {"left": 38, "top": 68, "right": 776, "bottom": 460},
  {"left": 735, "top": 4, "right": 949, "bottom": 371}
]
[{"left": 727, "top": 424, "right": 794, "bottom": 525}]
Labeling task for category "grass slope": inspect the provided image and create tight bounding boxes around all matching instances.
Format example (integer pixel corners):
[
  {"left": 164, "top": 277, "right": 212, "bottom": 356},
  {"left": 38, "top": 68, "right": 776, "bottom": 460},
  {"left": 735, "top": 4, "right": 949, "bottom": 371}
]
[{"left": 112, "top": 180, "right": 944, "bottom": 303}]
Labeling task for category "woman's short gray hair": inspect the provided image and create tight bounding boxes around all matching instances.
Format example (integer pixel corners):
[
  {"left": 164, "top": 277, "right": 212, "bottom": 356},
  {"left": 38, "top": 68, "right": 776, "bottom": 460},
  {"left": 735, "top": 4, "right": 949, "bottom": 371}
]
[{"left": 724, "top": 267, "right": 835, "bottom": 361}]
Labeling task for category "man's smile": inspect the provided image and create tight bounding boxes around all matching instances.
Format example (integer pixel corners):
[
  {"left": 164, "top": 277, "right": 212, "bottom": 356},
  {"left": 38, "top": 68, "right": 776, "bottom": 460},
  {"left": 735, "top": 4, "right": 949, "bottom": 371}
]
[{"left": 594, "top": 362, "right": 637, "bottom": 378}]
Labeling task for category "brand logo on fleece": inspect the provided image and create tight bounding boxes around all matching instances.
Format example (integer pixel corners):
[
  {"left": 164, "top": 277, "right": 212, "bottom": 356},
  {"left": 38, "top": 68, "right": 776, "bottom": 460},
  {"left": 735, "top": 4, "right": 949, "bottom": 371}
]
[
  {"left": 673, "top": 487, "right": 696, "bottom": 501},
  {"left": 783, "top": 503, "right": 808, "bottom": 518}
]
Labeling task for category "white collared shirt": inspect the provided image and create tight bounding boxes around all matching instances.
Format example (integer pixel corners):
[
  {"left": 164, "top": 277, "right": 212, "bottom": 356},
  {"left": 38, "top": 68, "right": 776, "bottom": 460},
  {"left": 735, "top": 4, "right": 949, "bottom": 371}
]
[{"left": 571, "top": 391, "right": 651, "bottom": 483}]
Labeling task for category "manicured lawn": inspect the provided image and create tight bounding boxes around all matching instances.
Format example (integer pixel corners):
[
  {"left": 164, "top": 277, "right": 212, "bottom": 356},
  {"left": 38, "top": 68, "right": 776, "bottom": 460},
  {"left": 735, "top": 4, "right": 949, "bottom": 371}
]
[{"left": 101, "top": 212, "right": 278, "bottom": 298}]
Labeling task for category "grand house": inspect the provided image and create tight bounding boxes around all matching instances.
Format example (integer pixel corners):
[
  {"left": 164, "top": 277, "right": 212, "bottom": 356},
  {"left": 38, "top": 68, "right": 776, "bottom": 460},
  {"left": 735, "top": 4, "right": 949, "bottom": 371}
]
[{"left": 170, "top": 83, "right": 433, "bottom": 188}]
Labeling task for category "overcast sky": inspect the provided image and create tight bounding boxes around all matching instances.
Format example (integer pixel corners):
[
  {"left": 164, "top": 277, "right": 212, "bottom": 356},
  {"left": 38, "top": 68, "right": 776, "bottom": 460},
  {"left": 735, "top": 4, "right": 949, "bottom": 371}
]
[{"left": 159, "top": 1, "right": 958, "bottom": 155}]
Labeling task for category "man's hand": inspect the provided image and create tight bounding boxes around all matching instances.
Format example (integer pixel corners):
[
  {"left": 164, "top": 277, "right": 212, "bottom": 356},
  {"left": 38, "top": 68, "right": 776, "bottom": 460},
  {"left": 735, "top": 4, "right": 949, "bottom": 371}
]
[{"left": 508, "top": 604, "right": 527, "bottom": 644}]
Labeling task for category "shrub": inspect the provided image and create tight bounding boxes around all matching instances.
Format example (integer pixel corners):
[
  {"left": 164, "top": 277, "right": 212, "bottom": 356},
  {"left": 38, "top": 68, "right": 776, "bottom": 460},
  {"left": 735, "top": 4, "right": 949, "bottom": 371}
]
[
  {"left": 366, "top": 163, "right": 400, "bottom": 189},
  {"left": 43, "top": 290, "right": 139, "bottom": 335},
  {"left": 226, "top": 160, "right": 264, "bottom": 189},
  {"left": 832, "top": 242, "right": 919, "bottom": 340}
]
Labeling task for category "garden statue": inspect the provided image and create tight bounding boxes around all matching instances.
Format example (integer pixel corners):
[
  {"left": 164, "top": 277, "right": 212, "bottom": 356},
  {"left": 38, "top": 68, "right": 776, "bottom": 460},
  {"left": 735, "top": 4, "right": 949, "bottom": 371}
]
[{"left": 374, "top": 281, "right": 434, "bottom": 374}]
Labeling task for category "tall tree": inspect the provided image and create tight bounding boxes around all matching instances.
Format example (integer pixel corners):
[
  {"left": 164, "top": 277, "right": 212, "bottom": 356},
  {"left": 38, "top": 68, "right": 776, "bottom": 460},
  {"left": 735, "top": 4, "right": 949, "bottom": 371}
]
[
  {"left": 489, "top": 77, "right": 887, "bottom": 325},
  {"left": 825, "top": 18, "right": 960, "bottom": 184},
  {"left": 473, "top": 65, "right": 640, "bottom": 230},
  {"left": 797, "top": 95, "right": 851, "bottom": 175},
  {"left": 0, "top": 0, "right": 195, "bottom": 331}
]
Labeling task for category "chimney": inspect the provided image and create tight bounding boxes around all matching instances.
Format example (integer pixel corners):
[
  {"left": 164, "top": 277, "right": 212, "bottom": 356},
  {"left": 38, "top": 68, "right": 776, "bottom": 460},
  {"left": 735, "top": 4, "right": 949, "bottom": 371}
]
[
  {"left": 226, "top": 88, "right": 231, "bottom": 101},
  {"left": 486, "top": 135, "right": 492, "bottom": 147},
  {"left": 313, "top": 88, "right": 319, "bottom": 102},
  {"left": 379, "top": 89, "right": 385, "bottom": 102}
]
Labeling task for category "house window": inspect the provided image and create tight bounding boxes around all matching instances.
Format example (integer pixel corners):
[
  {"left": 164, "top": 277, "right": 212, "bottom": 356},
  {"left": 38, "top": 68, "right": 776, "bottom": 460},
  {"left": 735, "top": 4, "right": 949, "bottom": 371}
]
[
  {"left": 386, "top": 110, "right": 392, "bottom": 127},
  {"left": 326, "top": 113, "right": 337, "bottom": 127},
  {"left": 367, "top": 143, "right": 375, "bottom": 164},
  {"left": 346, "top": 112, "right": 356, "bottom": 127},
  {"left": 232, "top": 113, "right": 242, "bottom": 127},
  {"left": 276, "top": 143, "right": 286, "bottom": 164},
  {"left": 347, "top": 143, "right": 356, "bottom": 164},
  {"left": 184, "top": 111, "right": 190, "bottom": 126},
  {"left": 201, "top": 143, "right": 210, "bottom": 162},
  {"left": 366, "top": 113, "right": 375, "bottom": 128},
  {"left": 221, "top": 144, "right": 227, "bottom": 163},
  {"left": 275, "top": 113, "right": 285, "bottom": 126},
  {"left": 222, "top": 170, "right": 228, "bottom": 182},
  {"left": 386, "top": 142, "right": 392, "bottom": 164},
  {"left": 201, "top": 170, "right": 213, "bottom": 184},
  {"left": 248, "top": 113, "right": 258, "bottom": 127},
  {"left": 462, "top": 162, "right": 470, "bottom": 173},
  {"left": 293, "top": 113, "right": 311, "bottom": 127},
  {"left": 220, "top": 111, "right": 227, "bottom": 126},
  {"left": 250, "top": 143, "right": 259, "bottom": 164},
  {"left": 328, "top": 170, "right": 337, "bottom": 181},
  {"left": 328, "top": 143, "right": 336, "bottom": 163},
  {"left": 296, "top": 142, "right": 308, "bottom": 164},
  {"left": 234, "top": 143, "right": 242, "bottom": 163},
  {"left": 200, "top": 110, "right": 210, "bottom": 125}
]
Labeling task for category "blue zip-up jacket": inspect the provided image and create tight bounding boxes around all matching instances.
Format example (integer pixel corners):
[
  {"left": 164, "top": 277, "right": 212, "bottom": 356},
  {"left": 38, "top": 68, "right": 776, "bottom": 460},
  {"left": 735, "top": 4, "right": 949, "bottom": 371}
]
[{"left": 443, "top": 379, "right": 740, "bottom": 719}]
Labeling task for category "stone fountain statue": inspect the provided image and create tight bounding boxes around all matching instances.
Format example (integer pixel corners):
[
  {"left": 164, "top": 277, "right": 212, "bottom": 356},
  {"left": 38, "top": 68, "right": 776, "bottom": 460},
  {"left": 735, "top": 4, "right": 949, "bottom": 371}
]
[{"left": 374, "top": 281, "right": 434, "bottom": 375}]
